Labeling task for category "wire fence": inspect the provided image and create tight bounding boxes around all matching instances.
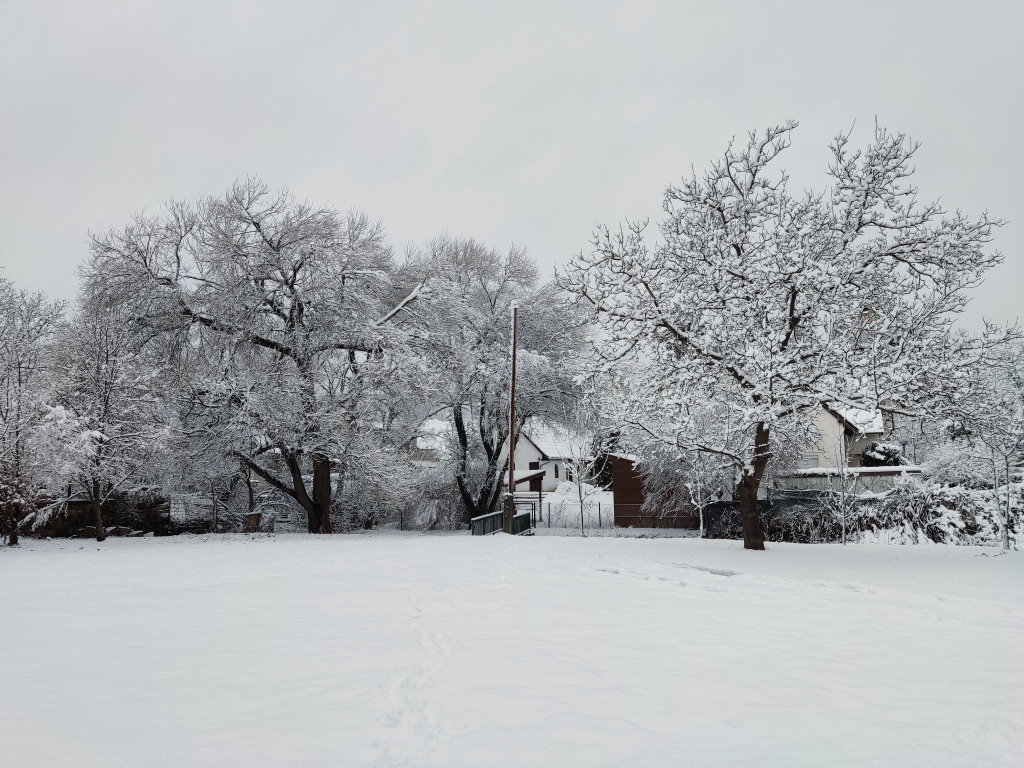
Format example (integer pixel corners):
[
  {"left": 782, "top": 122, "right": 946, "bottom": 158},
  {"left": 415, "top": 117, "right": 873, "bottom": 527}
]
[{"left": 528, "top": 501, "right": 697, "bottom": 530}]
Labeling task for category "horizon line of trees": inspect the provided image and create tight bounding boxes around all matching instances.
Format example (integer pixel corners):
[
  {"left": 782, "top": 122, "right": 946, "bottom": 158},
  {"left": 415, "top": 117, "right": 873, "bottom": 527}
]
[{"left": 2, "top": 121, "right": 1021, "bottom": 549}]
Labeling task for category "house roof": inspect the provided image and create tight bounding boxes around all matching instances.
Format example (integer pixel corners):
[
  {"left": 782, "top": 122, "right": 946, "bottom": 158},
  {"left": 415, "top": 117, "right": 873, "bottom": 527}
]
[
  {"left": 521, "top": 420, "right": 586, "bottom": 460},
  {"left": 607, "top": 452, "right": 640, "bottom": 464},
  {"left": 826, "top": 406, "right": 885, "bottom": 436},
  {"left": 513, "top": 469, "right": 546, "bottom": 486}
]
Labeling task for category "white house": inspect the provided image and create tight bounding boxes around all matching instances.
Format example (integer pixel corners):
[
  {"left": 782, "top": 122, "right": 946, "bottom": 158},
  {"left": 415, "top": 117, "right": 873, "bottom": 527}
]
[
  {"left": 780, "top": 405, "right": 921, "bottom": 493},
  {"left": 798, "top": 406, "right": 886, "bottom": 469},
  {"left": 513, "top": 421, "right": 581, "bottom": 493}
]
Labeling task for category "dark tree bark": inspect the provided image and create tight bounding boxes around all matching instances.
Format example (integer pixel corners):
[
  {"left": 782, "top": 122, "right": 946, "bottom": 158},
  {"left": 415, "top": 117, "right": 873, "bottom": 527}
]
[
  {"left": 237, "top": 451, "right": 333, "bottom": 534},
  {"left": 736, "top": 422, "right": 769, "bottom": 550},
  {"left": 310, "top": 454, "right": 333, "bottom": 534},
  {"left": 453, "top": 407, "right": 514, "bottom": 525},
  {"left": 91, "top": 477, "right": 106, "bottom": 542},
  {"left": 5, "top": 516, "right": 18, "bottom": 546},
  {"left": 284, "top": 452, "right": 332, "bottom": 534}
]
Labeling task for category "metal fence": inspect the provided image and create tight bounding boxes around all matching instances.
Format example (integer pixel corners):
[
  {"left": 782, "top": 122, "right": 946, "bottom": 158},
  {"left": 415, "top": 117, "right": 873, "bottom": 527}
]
[
  {"left": 530, "top": 501, "right": 700, "bottom": 530},
  {"left": 512, "top": 510, "right": 532, "bottom": 535},
  {"left": 472, "top": 499, "right": 702, "bottom": 533},
  {"left": 470, "top": 508, "right": 535, "bottom": 536},
  {"left": 470, "top": 510, "right": 503, "bottom": 535},
  {"left": 534, "top": 500, "right": 615, "bottom": 529},
  {"left": 610, "top": 503, "right": 700, "bottom": 530}
]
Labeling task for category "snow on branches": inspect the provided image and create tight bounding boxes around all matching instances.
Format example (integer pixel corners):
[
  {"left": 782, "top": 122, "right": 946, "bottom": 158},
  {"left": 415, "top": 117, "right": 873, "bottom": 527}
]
[{"left": 562, "top": 122, "right": 1014, "bottom": 549}]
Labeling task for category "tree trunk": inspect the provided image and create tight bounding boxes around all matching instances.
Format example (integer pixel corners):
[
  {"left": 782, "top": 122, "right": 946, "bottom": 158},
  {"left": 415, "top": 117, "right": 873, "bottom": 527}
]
[
  {"left": 242, "top": 468, "right": 260, "bottom": 532},
  {"left": 310, "top": 454, "right": 333, "bottom": 534},
  {"left": 1003, "top": 456, "right": 1012, "bottom": 551},
  {"left": 91, "top": 478, "right": 106, "bottom": 542},
  {"left": 737, "top": 422, "right": 770, "bottom": 550},
  {"left": 210, "top": 479, "right": 218, "bottom": 534},
  {"left": 280, "top": 452, "right": 331, "bottom": 534}
]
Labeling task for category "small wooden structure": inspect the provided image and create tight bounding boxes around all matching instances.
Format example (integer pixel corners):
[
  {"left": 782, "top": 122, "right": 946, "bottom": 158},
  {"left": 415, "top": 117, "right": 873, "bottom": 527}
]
[
  {"left": 607, "top": 454, "right": 699, "bottom": 529},
  {"left": 607, "top": 454, "right": 645, "bottom": 527}
]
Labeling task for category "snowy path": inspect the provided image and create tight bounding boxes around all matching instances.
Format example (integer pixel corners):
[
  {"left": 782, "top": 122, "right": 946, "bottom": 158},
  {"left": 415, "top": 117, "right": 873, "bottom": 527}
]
[{"left": 1, "top": 534, "right": 1021, "bottom": 767}]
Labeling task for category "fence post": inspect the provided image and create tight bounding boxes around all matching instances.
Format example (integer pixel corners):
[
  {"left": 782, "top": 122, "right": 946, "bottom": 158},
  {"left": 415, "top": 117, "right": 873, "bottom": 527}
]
[
  {"left": 598, "top": 502, "right": 601, "bottom": 528},
  {"left": 502, "top": 494, "right": 514, "bottom": 534}
]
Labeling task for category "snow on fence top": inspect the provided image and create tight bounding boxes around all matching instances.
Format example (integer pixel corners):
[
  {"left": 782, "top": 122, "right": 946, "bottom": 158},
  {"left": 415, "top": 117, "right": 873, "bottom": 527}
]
[{"left": 790, "top": 466, "right": 922, "bottom": 477}]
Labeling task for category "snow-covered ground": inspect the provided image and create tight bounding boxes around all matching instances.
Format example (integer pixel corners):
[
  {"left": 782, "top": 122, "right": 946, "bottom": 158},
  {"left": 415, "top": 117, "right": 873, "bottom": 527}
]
[{"left": 1, "top": 533, "right": 1021, "bottom": 767}]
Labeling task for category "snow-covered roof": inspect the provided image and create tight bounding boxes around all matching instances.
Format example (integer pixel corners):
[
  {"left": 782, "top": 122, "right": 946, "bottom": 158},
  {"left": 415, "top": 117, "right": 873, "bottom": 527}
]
[
  {"left": 607, "top": 452, "right": 640, "bottom": 464},
  {"left": 513, "top": 469, "right": 546, "bottom": 485},
  {"left": 828, "top": 406, "right": 885, "bottom": 435},
  {"left": 521, "top": 420, "right": 585, "bottom": 459}
]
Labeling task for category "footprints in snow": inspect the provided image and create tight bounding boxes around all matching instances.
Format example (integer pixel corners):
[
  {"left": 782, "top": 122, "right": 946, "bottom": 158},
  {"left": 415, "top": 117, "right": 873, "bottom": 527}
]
[{"left": 375, "top": 592, "right": 452, "bottom": 766}]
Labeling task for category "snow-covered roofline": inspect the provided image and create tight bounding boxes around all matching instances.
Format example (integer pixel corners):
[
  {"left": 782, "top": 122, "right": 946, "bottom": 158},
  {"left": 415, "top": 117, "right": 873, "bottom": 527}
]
[{"left": 825, "top": 405, "right": 885, "bottom": 435}]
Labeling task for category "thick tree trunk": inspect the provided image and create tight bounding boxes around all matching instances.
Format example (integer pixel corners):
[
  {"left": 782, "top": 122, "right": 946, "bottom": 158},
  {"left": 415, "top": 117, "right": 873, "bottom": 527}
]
[
  {"left": 737, "top": 475, "right": 764, "bottom": 550},
  {"left": 737, "top": 422, "right": 770, "bottom": 550},
  {"left": 310, "top": 454, "right": 333, "bottom": 534},
  {"left": 91, "top": 478, "right": 106, "bottom": 542}
]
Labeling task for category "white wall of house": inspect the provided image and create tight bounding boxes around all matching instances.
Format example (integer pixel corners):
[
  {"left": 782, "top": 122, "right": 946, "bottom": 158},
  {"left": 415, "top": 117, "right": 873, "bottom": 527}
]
[
  {"left": 799, "top": 408, "right": 884, "bottom": 469},
  {"left": 504, "top": 435, "right": 565, "bottom": 492},
  {"left": 800, "top": 410, "right": 848, "bottom": 468}
]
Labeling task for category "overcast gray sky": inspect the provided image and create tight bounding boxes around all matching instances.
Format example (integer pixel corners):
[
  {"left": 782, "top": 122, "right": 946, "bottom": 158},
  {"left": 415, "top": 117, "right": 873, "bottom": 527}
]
[{"left": 2, "top": 0, "right": 1021, "bottom": 327}]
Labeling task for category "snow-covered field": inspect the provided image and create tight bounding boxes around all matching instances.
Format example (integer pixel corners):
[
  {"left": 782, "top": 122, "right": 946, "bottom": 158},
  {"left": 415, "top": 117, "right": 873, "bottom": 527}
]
[{"left": 1, "top": 533, "right": 1021, "bottom": 768}]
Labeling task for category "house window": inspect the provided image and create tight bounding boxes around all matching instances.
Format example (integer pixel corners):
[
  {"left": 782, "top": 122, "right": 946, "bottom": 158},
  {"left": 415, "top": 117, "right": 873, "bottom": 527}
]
[
  {"left": 528, "top": 461, "right": 540, "bottom": 470},
  {"left": 567, "top": 467, "right": 574, "bottom": 482},
  {"left": 554, "top": 464, "right": 559, "bottom": 479}
]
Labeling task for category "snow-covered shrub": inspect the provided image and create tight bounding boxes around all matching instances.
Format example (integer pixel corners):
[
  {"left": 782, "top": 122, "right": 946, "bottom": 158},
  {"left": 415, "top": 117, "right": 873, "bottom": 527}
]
[
  {"left": 861, "top": 442, "right": 908, "bottom": 467},
  {"left": 853, "top": 480, "right": 988, "bottom": 544},
  {"left": 707, "top": 477, "right": 1020, "bottom": 546},
  {"left": 922, "top": 442, "right": 992, "bottom": 489}
]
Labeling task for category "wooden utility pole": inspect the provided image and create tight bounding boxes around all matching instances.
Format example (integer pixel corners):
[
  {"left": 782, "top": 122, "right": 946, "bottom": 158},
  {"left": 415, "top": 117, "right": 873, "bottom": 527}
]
[{"left": 503, "top": 303, "right": 519, "bottom": 533}]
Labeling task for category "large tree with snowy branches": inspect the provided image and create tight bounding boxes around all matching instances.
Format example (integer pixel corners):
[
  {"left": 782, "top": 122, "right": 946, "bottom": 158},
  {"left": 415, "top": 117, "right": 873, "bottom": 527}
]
[
  {"left": 405, "top": 236, "right": 582, "bottom": 524},
  {"left": 562, "top": 121, "right": 1011, "bottom": 549},
  {"left": 87, "top": 179, "right": 423, "bottom": 534}
]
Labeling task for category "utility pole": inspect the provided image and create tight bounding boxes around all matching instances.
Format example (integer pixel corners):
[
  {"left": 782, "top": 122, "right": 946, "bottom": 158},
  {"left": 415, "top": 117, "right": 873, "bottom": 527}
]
[{"left": 503, "top": 303, "right": 518, "bottom": 534}]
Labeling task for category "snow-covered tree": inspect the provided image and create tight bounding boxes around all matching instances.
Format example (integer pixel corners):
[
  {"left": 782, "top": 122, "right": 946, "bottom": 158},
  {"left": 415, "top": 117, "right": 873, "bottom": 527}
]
[
  {"left": 953, "top": 344, "right": 1024, "bottom": 549},
  {"left": 0, "top": 278, "right": 64, "bottom": 475},
  {"left": 562, "top": 122, "right": 1011, "bottom": 549},
  {"left": 87, "top": 179, "right": 423, "bottom": 533},
  {"left": 405, "top": 237, "right": 582, "bottom": 523},
  {"left": 35, "top": 301, "right": 165, "bottom": 541}
]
